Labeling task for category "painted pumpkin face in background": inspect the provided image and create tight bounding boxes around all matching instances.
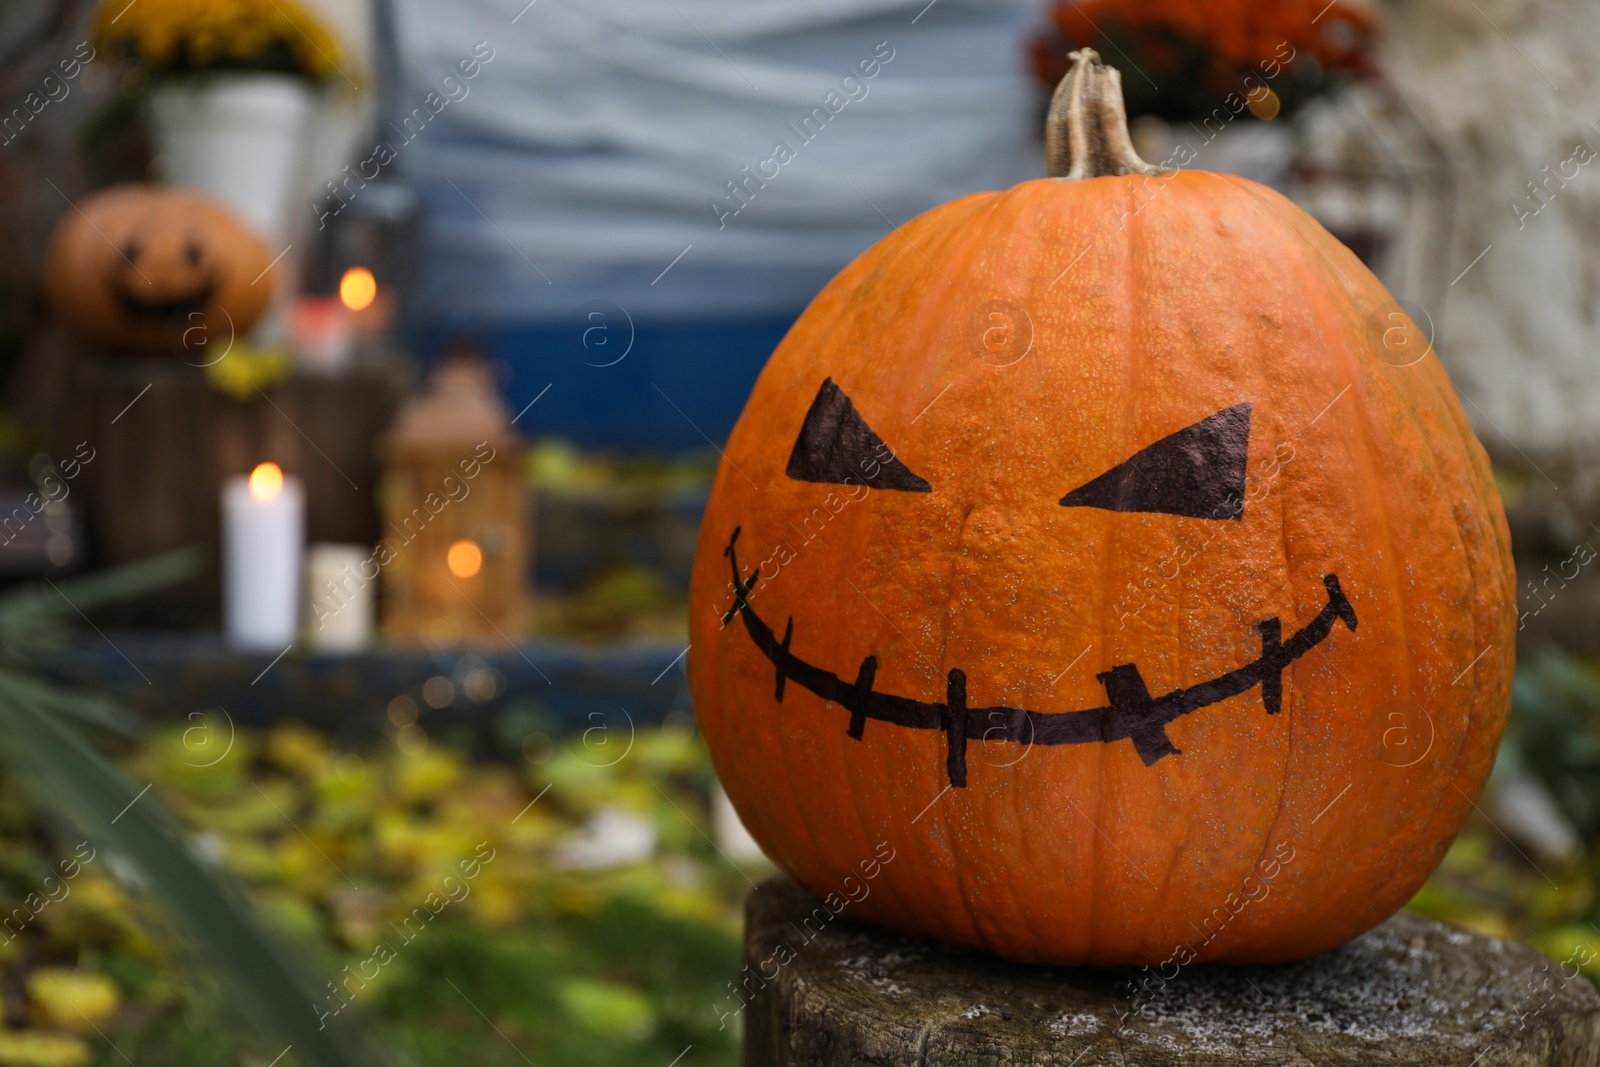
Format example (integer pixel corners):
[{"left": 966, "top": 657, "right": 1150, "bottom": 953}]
[
  {"left": 43, "top": 184, "right": 275, "bottom": 355},
  {"left": 687, "top": 55, "right": 1516, "bottom": 968}
]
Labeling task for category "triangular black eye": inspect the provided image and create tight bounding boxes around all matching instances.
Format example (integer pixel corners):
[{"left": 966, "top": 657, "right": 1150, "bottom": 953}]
[
  {"left": 786, "top": 379, "right": 931, "bottom": 492},
  {"left": 1060, "top": 402, "right": 1251, "bottom": 520}
]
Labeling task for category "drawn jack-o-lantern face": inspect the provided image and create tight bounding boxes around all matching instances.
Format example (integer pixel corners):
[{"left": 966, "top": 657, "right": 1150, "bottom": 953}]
[
  {"left": 687, "top": 54, "right": 1515, "bottom": 968},
  {"left": 43, "top": 184, "right": 275, "bottom": 355}
]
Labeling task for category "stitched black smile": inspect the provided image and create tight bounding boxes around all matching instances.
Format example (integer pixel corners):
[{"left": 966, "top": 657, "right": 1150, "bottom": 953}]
[{"left": 720, "top": 527, "right": 1357, "bottom": 788}]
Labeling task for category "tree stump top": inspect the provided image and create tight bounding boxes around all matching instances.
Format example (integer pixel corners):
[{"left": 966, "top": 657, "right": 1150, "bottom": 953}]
[{"left": 742, "top": 878, "right": 1600, "bottom": 1066}]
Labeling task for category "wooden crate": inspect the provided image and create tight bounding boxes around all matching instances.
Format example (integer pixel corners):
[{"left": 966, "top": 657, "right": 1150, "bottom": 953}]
[{"left": 56, "top": 353, "right": 405, "bottom": 628}]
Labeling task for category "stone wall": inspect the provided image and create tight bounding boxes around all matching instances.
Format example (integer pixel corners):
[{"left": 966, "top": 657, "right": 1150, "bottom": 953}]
[{"left": 1376, "top": 0, "right": 1600, "bottom": 484}]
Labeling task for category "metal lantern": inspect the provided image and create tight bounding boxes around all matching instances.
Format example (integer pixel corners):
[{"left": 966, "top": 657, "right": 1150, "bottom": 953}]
[{"left": 380, "top": 344, "right": 526, "bottom": 643}]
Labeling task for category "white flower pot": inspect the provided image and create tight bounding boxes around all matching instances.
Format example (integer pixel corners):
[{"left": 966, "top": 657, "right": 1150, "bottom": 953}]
[{"left": 148, "top": 73, "right": 314, "bottom": 246}]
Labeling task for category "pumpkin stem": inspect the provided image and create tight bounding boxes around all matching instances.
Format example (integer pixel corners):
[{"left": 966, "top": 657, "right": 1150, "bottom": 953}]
[{"left": 1045, "top": 49, "right": 1164, "bottom": 180}]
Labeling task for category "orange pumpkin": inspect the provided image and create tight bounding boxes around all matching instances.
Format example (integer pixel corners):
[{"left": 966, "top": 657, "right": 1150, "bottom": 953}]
[
  {"left": 687, "top": 51, "right": 1515, "bottom": 966},
  {"left": 43, "top": 184, "right": 275, "bottom": 355}
]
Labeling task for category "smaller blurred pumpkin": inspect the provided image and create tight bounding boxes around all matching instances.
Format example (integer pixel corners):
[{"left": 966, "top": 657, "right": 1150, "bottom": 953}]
[{"left": 43, "top": 184, "right": 275, "bottom": 355}]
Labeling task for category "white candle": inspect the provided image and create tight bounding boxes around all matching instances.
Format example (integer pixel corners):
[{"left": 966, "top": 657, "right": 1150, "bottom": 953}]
[
  {"left": 222, "top": 462, "right": 304, "bottom": 650},
  {"left": 304, "top": 543, "right": 374, "bottom": 653}
]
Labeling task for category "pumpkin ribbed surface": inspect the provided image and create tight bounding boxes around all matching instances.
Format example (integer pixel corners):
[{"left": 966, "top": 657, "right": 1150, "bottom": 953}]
[{"left": 687, "top": 164, "right": 1514, "bottom": 966}]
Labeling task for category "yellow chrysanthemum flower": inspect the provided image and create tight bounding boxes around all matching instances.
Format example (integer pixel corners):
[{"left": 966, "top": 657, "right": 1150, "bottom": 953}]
[{"left": 93, "top": 0, "right": 349, "bottom": 86}]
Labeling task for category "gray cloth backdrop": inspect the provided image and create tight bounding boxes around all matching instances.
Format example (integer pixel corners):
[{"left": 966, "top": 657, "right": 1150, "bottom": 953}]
[{"left": 387, "top": 0, "right": 1041, "bottom": 321}]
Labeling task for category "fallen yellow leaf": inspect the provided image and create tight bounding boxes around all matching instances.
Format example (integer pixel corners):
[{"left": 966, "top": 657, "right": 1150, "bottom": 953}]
[
  {"left": 26, "top": 970, "right": 120, "bottom": 1030},
  {"left": 0, "top": 1030, "right": 91, "bottom": 1067}
]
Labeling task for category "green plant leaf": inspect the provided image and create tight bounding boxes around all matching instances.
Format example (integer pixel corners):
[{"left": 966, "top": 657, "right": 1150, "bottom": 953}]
[
  {"left": 0, "top": 683, "right": 379, "bottom": 1067},
  {"left": 0, "top": 549, "right": 379, "bottom": 1067},
  {"left": 0, "top": 668, "right": 136, "bottom": 738},
  {"left": 0, "top": 547, "right": 204, "bottom": 657}
]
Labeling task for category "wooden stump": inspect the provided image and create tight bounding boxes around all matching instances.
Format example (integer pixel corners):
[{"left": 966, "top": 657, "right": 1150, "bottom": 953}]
[{"left": 741, "top": 877, "right": 1600, "bottom": 1066}]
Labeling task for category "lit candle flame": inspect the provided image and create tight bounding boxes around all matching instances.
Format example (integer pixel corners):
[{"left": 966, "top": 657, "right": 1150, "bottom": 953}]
[
  {"left": 447, "top": 539, "right": 483, "bottom": 579},
  {"left": 249, "top": 462, "right": 284, "bottom": 502},
  {"left": 339, "top": 266, "right": 377, "bottom": 311}
]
